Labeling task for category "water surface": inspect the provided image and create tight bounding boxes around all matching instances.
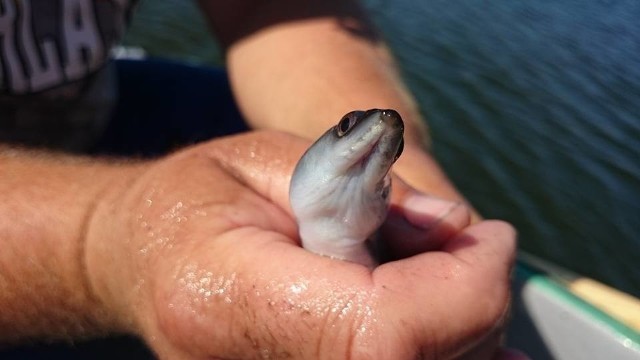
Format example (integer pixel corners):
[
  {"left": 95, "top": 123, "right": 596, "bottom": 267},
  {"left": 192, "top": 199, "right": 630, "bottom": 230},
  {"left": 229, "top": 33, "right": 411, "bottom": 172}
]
[{"left": 125, "top": 0, "right": 640, "bottom": 296}]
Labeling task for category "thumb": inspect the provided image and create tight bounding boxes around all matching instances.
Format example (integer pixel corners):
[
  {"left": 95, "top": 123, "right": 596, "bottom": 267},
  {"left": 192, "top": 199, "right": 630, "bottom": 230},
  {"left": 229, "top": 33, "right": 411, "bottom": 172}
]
[{"left": 381, "top": 176, "right": 471, "bottom": 259}]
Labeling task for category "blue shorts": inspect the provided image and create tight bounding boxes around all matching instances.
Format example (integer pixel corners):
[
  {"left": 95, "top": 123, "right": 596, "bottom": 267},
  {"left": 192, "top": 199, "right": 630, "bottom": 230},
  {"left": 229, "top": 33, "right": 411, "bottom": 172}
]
[{"left": 95, "top": 57, "right": 248, "bottom": 156}]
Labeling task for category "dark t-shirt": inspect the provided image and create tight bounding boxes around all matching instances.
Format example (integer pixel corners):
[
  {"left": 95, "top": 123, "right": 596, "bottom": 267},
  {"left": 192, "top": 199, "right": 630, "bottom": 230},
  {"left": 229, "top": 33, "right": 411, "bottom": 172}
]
[{"left": 0, "top": 0, "right": 138, "bottom": 151}]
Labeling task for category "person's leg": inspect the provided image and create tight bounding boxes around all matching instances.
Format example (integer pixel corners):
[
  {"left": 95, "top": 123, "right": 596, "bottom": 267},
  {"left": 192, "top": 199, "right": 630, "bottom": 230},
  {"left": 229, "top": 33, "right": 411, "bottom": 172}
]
[
  {"left": 0, "top": 336, "right": 155, "bottom": 360},
  {"left": 94, "top": 58, "right": 248, "bottom": 156}
]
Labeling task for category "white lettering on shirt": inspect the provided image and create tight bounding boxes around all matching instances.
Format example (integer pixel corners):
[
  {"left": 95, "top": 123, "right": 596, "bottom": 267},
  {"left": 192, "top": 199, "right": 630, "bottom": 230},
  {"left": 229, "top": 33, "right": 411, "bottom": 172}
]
[
  {"left": 0, "top": 0, "right": 122, "bottom": 94},
  {"left": 62, "top": 0, "right": 104, "bottom": 80}
]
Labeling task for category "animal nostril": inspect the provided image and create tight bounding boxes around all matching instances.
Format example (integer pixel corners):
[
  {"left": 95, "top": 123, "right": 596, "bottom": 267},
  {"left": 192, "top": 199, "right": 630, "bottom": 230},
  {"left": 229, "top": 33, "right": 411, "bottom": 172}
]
[{"left": 381, "top": 109, "right": 401, "bottom": 121}]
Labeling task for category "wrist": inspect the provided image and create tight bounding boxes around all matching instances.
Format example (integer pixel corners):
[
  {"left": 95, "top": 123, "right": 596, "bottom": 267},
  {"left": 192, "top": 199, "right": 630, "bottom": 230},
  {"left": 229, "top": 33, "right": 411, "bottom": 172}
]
[
  {"left": 0, "top": 150, "right": 145, "bottom": 343},
  {"left": 84, "top": 160, "right": 152, "bottom": 335}
]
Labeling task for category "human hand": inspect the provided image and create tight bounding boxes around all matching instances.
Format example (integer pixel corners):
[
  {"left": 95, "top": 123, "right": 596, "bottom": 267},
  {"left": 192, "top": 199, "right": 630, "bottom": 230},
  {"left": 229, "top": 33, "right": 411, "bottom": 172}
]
[{"left": 85, "top": 130, "right": 516, "bottom": 359}]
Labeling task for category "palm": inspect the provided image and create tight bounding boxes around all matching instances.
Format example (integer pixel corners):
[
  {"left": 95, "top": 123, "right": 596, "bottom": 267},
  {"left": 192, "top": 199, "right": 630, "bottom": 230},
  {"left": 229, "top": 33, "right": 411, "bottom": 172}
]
[{"left": 96, "top": 131, "right": 514, "bottom": 359}]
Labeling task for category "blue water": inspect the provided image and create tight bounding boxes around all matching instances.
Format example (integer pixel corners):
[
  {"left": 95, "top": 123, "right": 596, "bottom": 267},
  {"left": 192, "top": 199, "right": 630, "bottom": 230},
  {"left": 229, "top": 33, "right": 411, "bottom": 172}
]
[{"left": 125, "top": 0, "right": 640, "bottom": 296}]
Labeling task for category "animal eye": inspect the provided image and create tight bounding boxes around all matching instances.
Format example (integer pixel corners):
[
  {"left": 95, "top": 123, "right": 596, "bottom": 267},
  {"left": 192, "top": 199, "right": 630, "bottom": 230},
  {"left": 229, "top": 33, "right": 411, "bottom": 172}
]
[
  {"left": 339, "top": 116, "right": 351, "bottom": 132},
  {"left": 336, "top": 111, "right": 363, "bottom": 137}
]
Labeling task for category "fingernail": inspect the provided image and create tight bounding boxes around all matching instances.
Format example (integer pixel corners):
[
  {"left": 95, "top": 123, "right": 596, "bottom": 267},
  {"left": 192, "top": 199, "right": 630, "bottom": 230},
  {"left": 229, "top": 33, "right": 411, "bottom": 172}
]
[{"left": 403, "top": 193, "right": 461, "bottom": 229}]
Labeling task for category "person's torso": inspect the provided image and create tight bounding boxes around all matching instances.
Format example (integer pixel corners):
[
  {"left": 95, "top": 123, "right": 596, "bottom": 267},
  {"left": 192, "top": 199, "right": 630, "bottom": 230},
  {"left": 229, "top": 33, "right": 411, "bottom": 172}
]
[{"left": 0, "top": 0, "right": 138, "bottom": 151}]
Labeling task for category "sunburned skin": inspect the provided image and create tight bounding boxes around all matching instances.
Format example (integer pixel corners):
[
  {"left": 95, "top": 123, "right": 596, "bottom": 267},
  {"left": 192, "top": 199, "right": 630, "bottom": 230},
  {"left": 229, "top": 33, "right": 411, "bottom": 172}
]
[{"left": 290, "top": 109, "right": 404, "bottom": 267}]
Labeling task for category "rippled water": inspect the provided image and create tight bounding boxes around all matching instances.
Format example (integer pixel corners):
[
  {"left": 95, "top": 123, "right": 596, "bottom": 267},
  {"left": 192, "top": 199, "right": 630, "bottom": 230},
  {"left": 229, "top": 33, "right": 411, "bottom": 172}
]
[{"left": 125, "top": 0, "right": 640, "bottom": 296}]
